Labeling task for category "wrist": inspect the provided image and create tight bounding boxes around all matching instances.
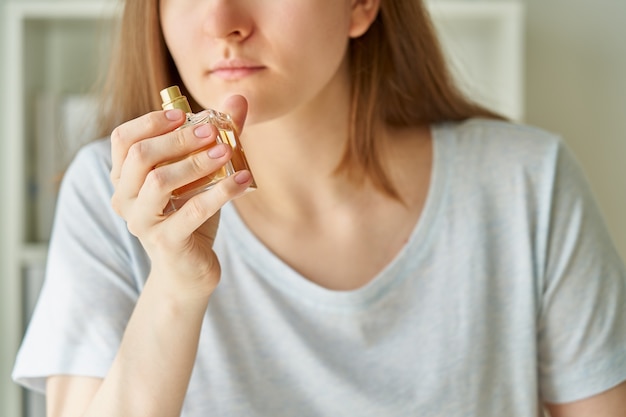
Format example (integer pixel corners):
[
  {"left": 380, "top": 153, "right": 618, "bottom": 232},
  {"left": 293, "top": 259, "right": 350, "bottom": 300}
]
[{"left": 146, "top": 266, "right": 220, "bottom": 308}]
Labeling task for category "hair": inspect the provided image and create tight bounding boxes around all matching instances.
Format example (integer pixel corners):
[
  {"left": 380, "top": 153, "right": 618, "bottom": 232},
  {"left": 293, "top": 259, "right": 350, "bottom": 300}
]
[{"left": 96, "top": 0, "right": 504, "bottom": 198}]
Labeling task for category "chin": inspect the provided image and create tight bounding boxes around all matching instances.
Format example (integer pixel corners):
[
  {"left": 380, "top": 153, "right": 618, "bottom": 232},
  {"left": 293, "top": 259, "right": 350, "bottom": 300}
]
[{"left": 243, "top": 96, "right": 290, "bottom": 126}]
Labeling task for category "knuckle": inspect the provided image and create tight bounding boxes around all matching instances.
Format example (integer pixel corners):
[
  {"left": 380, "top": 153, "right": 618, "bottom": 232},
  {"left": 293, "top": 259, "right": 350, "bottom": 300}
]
[
  {"left": 110, "top": 125, "right": 131, "bottom": 155},
  {"left": 145, "top": 167, "right": 169, "bottom": 190},
  {"left": 125, "top": 220, "right": 139, "bottom": 237},
  {"left": 143, "top": 111, "right": 161, "bottom": 132},
  {"left": 110, "top": 194, "right": 123, "bottom": 216},
  {"left": 110, "top": 126, "right": 123, "bottom": 146},
  {"left": 189, "top": 152, "right": 210, "bottom": 176},
  {"left": 211, "top": 179, "right": 232, "bottom": 204},
  {"left": 126, "top": 141, "right": 150, "bottom": 166},
  {"left": 171, "top": 128, "right": 188, "bottom": 152},
  {"left": 123, "top": 211, "right": 148, "bottom": 239},
  {"left": 185, "top": 197, "right": 211, "bottom": 221}
]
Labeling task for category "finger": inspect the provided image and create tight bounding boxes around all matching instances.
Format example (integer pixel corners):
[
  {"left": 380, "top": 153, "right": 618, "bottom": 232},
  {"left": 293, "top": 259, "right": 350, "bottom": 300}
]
[
  {"left": 167, "top": 170, "right": 253, "bottom": 241},
  {"left": 110, "top": 109, "right": 186, "bottom": 186},
  {"left": 113, "top": 122, "right": 219, "bottom": 216},
  {"left": 136, "top": 143, "right": 234, "bottom": 216},
  {"left": 219, "top": 95, "right": 248, "bottom": 135}
]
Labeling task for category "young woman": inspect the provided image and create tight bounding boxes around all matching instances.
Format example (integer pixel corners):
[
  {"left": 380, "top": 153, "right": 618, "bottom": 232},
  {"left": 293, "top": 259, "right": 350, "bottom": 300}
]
[{"left": 13, "top": 0, "right": 626, "bottom": 416}]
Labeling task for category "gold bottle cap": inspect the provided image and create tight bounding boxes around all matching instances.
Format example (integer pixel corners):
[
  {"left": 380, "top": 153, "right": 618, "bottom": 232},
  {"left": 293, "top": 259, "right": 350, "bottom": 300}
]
[{"left": 160, "top": 85, "right": 192, "bottom": 113}]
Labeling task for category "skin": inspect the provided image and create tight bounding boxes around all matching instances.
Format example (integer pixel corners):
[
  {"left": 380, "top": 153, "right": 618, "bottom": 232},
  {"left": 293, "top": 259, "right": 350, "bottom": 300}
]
[
  {"left": 545, "top": 382, "right": 626, "bottom": 417},
  {"left": 45, "top": 0, "right": 626, "bottom": 415},
  {"left": 159, "top": 0, "right": 365, "bottom": 124}
]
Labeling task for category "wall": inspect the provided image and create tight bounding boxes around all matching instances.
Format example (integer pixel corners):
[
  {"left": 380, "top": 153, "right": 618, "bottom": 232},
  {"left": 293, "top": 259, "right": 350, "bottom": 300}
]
[
  {"left": 525, "top": 0, "right": 626, "bottom": 260},
  {"left": 0, "top": 0, "right": 12, "bottom": 414}
]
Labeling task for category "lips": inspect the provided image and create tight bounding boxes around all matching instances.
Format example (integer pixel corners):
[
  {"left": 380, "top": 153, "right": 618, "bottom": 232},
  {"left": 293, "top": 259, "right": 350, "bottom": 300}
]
[{"left": 208, "top": 59, "right": 265, "bottom": 81}]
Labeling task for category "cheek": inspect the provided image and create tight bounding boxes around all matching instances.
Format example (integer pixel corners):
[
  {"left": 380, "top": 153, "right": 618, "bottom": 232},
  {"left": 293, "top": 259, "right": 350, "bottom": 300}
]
[
  {"left": 272, "top": 7, "right": 352, "bottom": 70},
  {"left": 160, "top": 6, "right": 200, "bottom": 70}
]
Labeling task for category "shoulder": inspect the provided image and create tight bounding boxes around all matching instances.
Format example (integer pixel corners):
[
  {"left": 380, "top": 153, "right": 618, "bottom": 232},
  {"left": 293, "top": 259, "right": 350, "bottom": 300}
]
[
  {"left": 53, "top": 138, "right": 119, "bottom": 231},
  {"left": 435, "top": 118, "right": 569, "bottom": 186},
  {"left": 67, "top": 138, "right": 112, "bottom": 173},
  {"left": 61, "top": 138, "right": 113, "bottom": 193},
  {"left": 444, "top": 118, "right": 563, "bottom": 160},
  {"left": 430, "top": 119, "right": 589, "bottom": 235}
]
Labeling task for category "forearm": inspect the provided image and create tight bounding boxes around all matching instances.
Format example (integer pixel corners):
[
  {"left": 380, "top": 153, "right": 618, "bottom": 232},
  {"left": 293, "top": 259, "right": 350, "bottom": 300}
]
[
  {"left": 545, "top": 380, "right": 626, "bottom": 417},
  {"left": 83, "top": 273, "right": 212, "bottom": 417}
]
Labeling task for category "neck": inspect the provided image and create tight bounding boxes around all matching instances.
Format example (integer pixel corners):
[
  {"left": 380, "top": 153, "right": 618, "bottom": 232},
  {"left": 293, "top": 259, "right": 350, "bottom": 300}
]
[{"left": 237, "top": 76, "right": 359, "bottom": 218}]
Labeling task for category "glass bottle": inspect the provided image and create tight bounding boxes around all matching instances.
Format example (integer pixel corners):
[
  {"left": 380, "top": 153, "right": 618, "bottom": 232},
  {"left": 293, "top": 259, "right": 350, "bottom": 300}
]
[{"left": 159, "top": 86, "right": 256, "bottom": 213}]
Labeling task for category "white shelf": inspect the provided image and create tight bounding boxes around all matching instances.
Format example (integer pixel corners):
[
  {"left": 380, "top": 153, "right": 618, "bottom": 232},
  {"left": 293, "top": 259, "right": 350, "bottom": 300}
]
[
  {"left": 1, "top": 3, "right": 118, "bottom": 416},
  {"left": 7, "top": 1, "right": 120, "bottom": 19},
  {"left": 20, "top": 244, "right": 50, "bottom": 265},
  {"left": 428, "top": 0, "right": 525, "bottom": 121}
]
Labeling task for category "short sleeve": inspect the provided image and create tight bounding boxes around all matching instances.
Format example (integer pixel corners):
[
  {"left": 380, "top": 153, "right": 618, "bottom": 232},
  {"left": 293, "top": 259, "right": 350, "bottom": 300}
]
[
  {"left": 537, "top": 140, "right": 626, "bottom": 403},
  {"left": 12, "top": 139, "right": 147, "bottom": 393}
]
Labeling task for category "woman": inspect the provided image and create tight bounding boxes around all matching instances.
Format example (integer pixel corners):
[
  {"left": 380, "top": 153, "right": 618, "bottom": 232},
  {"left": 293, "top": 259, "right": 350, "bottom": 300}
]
[{"left": 13, "top": 0, "right": 626, "bottom": 416}]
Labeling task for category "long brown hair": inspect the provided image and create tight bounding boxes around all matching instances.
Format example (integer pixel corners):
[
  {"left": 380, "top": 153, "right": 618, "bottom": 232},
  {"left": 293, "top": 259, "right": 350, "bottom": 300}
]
[{"left": 96, "top": 0, "right": 503, "bottom": 197}]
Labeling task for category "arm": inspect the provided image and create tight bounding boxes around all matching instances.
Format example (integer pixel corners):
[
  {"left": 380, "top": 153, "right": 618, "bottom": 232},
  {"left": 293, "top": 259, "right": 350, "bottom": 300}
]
[
  {"left": 537, "top": 140, "right": 626, "bottom": 411},
  {"left": 47, "top": 376, "right": 101, "bottom": 417},
  {"left": 545, "top": 381, "right": 626, "bottom": 417},
  {"left": 47, "top": 273, "right": 211, "bottom": 417},
  {"left": 45, "top": 96, "right": 252, "bottom": 417}
]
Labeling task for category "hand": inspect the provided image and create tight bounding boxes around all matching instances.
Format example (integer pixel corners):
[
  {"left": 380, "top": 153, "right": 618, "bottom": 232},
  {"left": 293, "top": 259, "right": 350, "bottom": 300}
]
[{"left": 109, "top": 95, "right": 253, "bottom": 296}]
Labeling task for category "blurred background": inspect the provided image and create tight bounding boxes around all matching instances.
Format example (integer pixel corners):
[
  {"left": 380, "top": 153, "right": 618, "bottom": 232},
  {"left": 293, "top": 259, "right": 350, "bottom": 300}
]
[
  {"left": 1, "top": 0, "right": 625, "bottom": 416},
  {"left": 526, "top": 0, "right": 626, "bottom": 258}
]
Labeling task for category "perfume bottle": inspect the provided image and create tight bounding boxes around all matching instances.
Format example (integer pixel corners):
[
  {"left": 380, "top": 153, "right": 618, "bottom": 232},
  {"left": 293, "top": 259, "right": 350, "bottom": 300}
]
[{"left": 159, "top": 86, "right": 256, "bottom": 212}]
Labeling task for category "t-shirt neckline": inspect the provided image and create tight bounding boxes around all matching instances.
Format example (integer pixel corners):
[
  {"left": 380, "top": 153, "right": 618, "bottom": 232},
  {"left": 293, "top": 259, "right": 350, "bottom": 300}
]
[{"left": 219, "top": 123, "right": 454, "bottom": 310}]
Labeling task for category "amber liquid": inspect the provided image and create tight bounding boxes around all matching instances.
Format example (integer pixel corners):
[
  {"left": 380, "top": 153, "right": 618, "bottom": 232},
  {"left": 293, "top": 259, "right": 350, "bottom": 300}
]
[{"left": 161, "top": 109, "right": 256, "bottom": 212}]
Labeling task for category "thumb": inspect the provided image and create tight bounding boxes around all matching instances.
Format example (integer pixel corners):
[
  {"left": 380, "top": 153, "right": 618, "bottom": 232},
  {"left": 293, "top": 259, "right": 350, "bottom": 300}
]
[{"left": 220, "top": 94, "right": 248, "bottom": 135}]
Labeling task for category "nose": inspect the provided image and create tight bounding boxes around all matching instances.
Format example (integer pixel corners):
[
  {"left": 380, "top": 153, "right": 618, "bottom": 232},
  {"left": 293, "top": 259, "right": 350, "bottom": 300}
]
[{"left": 201, "top": 0, "right": 253, "bottom": 42}]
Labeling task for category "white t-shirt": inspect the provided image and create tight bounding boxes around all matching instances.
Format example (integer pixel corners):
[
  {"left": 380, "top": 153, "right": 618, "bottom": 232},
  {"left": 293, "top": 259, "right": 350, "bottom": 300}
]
[{"left": 13, "top": 119, "right": 626, "bottom": 416}]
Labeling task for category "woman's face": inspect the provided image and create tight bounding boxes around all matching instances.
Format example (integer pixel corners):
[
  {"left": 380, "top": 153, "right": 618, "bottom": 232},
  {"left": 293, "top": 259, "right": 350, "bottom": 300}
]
[{"left": 159, "top": 0, "right": 378, "bottom": 125}]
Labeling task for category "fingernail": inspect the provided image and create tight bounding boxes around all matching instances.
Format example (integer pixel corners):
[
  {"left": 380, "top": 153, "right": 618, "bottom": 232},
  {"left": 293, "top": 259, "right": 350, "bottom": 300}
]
[
  {"left": 165, "top": 109, "right": 183, "bottom": 121},
  {"left": 234, "top": 171, "right": 252, "bottom": 184},
  {"left": 207, "top": 144, "right": 227, "bottom": 158},
  {"left": 194, "top": 124, "right": 212, "bottom": 138}
]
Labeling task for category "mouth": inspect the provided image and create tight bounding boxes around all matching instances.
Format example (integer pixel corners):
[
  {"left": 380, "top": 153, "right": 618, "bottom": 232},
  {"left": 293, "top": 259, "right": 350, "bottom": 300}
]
[{"left": 208, "top": 59, "right": 266, "bottom": 81}]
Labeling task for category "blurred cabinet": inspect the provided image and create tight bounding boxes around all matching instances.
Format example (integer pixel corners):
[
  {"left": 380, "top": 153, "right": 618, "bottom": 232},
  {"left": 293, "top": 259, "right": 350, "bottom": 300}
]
[
  {"left": 428, "top": 0, "right": 525, "bottom": 121},
  {"left": 0, "top": 1, "right": 524, "bottom": 416},
  {"left": 0, "top": 2, "right": 119, "bottom": 416}
]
